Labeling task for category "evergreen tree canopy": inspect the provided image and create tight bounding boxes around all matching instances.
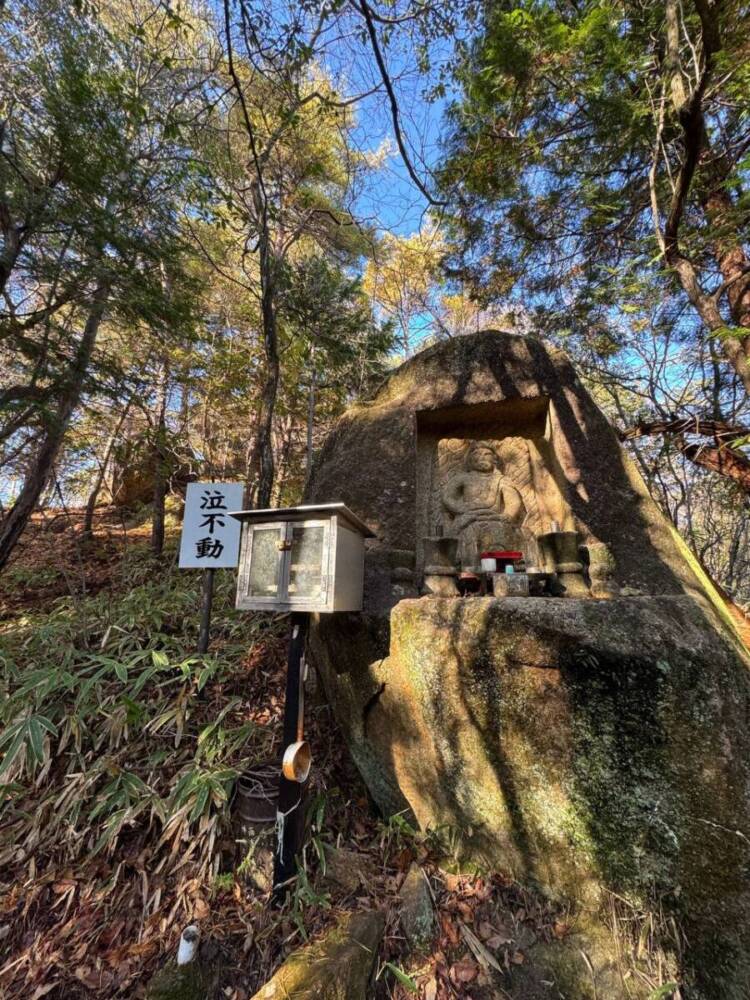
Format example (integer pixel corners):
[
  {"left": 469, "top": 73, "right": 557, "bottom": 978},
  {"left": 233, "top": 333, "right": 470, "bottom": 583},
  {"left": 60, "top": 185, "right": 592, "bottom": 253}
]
[{"left": 440, "top": 0, "right": 750, "bottom": 397}]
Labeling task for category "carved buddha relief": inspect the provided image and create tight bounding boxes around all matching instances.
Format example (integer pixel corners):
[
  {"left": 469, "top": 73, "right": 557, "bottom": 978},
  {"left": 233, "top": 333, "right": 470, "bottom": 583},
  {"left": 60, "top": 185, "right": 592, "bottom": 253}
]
[
  {"left": 441, "top": 442, "right": 528, "bottom": 568},
  {"left": 435, "top": 436, "right": 566, "bottom": 570}
]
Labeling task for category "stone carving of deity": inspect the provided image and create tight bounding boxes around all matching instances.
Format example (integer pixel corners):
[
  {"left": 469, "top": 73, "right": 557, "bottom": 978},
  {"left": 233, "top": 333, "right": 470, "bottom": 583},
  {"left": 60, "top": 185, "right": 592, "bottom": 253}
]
[{"left": 441, "top": 442, "right": 528, "bottom": 570}]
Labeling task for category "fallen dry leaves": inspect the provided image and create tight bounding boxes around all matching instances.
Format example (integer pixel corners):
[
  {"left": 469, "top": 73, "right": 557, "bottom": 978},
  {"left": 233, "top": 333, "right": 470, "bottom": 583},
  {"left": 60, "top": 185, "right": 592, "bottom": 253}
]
[{"left": 1, "top": 518, "right": 565, "bottom": 1000}]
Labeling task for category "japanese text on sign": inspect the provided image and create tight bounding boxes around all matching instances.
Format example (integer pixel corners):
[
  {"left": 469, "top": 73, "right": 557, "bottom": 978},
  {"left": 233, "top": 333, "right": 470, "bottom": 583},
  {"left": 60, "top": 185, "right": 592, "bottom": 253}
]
[{"left": 178, "top": 482, "right": 243, "bottom": 569}]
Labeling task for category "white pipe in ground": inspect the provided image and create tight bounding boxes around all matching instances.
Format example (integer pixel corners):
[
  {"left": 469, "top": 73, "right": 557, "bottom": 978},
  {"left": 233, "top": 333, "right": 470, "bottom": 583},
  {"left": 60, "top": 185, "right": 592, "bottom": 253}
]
[{"left": 177, "top": 925, "right": 200, "bottom": 966}]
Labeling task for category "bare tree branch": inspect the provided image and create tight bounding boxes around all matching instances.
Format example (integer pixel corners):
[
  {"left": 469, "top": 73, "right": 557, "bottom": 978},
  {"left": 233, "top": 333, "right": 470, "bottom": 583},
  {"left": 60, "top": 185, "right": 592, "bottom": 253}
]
[
  {"left": 621, "top": 416, "right": 750, "bottom": 493},
  {"left": 351, "top": 0, "right": 447, "bottom": 208}
]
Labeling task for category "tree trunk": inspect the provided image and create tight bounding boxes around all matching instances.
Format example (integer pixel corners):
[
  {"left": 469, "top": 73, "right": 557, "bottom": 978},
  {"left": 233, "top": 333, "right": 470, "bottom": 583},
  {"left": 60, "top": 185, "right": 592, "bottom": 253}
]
[
  {"left": 178, "top": 368, "right": 191, "bottom": 435},
  {"left": 702, "top": 183, "right": 750, "bottom": 382},
  {"left": 621, "top": 417, "right": 750, "bottom": 494},
  {"left": 0, "top": 281, "right": 109, "bottom": 573},
  {"left": 0, "top": 224, "right": 22, "bottom": 298},
  {"left": 246, "top": 206, "right": 279, "bottom": 508},
  {"left": 305, "top": 346, "right": 316, "bottom": 487},
  {"left": 82, "top": 398, "right": 133, "bottom": 538},
  {"left": 705, "top": 187, "right": 750, "bottom": 328},
  {"left": 271, "top": 416, "right": 294, "bottom": 506},
  {"left": 680, "top": 439, "right": 750, "bottom": 492},
  {"left": 151, "top": 356, "right": 170, "bottom": 556},
  {"left": 666, "top": 207, "right": 750, "bottom": 397},
  {"left": 660, "top": 0, "right": 750, "bottom": 397}
]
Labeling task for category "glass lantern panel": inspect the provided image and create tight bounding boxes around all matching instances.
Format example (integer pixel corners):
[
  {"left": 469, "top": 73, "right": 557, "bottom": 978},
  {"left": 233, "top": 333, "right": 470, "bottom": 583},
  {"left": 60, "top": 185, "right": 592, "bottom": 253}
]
[
  {"left": 288, "top": 524, "right": 326, "bottom": 599},
  {"left": 248, "top": 527, "right": 282, "bottom": 598}
]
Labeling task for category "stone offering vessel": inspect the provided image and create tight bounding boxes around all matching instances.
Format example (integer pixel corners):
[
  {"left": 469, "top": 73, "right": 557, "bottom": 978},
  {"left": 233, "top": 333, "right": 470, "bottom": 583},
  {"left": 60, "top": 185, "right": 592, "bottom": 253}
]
[
  {"left": 422, "top": 535, "right": 459, "bottom": 596},
  {"left": 306, "top": 330, "right": 750, "bottom": 998},
  {"left": 537, "top": 528, "right": 590, "bottom": 597}
]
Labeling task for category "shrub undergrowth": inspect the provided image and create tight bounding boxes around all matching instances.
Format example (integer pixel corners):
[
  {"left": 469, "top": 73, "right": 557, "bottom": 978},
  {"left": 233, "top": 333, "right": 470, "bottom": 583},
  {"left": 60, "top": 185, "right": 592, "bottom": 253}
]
[{"left": 0, "top": 539, "right": 284, "bottom": 883}]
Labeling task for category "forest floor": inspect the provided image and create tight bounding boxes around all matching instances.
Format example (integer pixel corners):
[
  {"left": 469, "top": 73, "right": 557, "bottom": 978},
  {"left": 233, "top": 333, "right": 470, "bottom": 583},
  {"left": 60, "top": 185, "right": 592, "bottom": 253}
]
[{"left": 0, "top": 510, "right": 567, "bottom": 1000}]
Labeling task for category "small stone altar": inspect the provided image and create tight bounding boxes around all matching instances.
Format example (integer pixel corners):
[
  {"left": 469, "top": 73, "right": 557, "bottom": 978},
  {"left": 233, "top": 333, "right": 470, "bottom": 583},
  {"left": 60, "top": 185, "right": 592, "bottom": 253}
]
[{"left": 305, "top": 330, "right": 750, "bottom": 998}]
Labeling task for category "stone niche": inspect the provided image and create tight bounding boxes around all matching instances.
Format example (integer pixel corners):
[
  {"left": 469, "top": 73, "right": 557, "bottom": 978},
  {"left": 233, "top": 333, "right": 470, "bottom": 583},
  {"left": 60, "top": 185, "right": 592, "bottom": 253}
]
[
  {"left": 308, "top": 329, "right": 720, "bottom": 604},
  {"left": 306, "top": 331, "right": 750, "bottom": 998},
  {"left": 416, "top": 397, "right": 574, "bottom": 578}
]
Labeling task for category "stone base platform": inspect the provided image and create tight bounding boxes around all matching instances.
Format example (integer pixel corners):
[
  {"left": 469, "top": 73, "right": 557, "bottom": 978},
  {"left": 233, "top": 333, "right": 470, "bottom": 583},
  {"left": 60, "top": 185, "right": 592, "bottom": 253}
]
[{"left": 310, "top": 595, "right": 750, "bottom": 998}]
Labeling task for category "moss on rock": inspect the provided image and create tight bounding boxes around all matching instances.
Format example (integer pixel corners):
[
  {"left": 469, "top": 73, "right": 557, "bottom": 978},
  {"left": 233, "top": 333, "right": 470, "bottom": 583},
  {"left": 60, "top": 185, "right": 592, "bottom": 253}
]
[
  {"left": 312, "top": 596, "right": 750, "bottom": 998},
  {"left": 305, "top": 332, "right": 750, "bottom": 997},
  {"left": 249, "top": 909, "right": 385, "bottom": 1000},
  {"left": 146, "top": 962, "right": 213, "bottom": 1000}
]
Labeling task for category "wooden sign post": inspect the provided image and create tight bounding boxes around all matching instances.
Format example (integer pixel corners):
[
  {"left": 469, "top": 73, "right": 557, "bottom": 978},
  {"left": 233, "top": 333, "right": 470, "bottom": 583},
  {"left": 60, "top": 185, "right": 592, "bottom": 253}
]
[
  {"left": 197, "top": 568, "right": 216, "bottom": 654},
  {"left": 179, "top": 482, "right": 243, "bottom": 653}
]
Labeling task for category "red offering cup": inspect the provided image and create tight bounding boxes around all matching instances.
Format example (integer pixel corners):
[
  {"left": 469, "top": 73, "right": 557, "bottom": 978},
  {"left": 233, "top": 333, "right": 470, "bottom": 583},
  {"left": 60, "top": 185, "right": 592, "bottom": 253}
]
[{"left": 481, "top": 550, "right": 523, "bottom": 573}]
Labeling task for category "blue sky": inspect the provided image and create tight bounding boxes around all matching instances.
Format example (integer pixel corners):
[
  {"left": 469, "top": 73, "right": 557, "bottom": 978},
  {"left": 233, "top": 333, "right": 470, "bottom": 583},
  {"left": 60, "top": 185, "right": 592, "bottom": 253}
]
[{"left": 312, "top": 9, "right": 458, "bottom": 240}]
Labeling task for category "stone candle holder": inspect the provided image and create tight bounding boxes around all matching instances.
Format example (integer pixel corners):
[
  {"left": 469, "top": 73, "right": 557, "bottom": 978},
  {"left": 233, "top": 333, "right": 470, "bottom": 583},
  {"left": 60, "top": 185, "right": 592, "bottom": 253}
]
[
  {"left": 422, "top": 536, "right": 459, "bottom": 596},
  {"left": 585, "top": 542, "right": 620, "bottom": 598},
  {"left": 537, "top": 530, "right": 590, "bottom": 598}
]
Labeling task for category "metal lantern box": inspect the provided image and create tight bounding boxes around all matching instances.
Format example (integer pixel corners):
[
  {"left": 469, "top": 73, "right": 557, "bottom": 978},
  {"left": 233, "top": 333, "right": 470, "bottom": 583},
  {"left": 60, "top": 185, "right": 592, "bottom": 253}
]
[{"left": 231, "top": 503, "right": 373, "bottom": 613}]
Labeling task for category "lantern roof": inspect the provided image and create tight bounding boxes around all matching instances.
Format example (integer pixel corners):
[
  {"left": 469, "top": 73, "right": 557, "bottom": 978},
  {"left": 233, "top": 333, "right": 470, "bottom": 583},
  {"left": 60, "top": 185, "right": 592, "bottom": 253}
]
[{"left": 229, "top": 502, "right": 374, "bottom": 537}]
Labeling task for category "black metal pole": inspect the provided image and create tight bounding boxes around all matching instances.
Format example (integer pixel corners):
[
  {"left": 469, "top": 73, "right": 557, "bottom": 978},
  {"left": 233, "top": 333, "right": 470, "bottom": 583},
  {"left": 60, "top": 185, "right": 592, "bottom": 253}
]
[
  {"left": 197, "top": 568, "right": 215, "bottom": 654},
  {"left": 272, "top": 611, "right": 309, "bottom": 901}
]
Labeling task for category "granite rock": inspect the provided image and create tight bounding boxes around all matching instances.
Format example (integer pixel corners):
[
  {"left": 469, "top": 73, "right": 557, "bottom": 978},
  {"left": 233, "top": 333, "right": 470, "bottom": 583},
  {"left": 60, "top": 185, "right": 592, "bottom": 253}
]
[
  {"left": 398, "top": 863, "right": 436, "bottom": 952},
  {"left": 306, "top": 331, "right": 750, "bottom": 997},
  {"left": 249, "top": 910, "right": 384, "bottom": 1000}
]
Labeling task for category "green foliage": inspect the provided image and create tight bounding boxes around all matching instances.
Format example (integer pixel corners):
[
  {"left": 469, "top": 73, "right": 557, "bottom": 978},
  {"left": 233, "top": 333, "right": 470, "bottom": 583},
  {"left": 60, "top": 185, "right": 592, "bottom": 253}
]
[
  {"left": 279, "top": 255, "right": 394, "bottom": 384},
  {"left": 212, "top": 871, "right": 236, "bottom": 894},
  {"left": 1, "top": 0, "right": 397, "bottom": 572},
  {"left": 649, "top": 985, "right": 679, "bottom": 1000},
  {"left": 440, "top": 0, "right": 750, "bottom": 349},
  {"left": 379, "top": 961, "right": 418, "bottom": 991},
  {"left": 0, "top": 540, "right": 282, "bottom": 872},
  {"left": 381, "top": 809, "right": 420, "bottom": 851},
  {"left": 289, "top": 862, "right": 332, "bottom": 941},
  {"left": 0, "top": 714, "right": 58, "bottom": 777},
  {"left": 435, "top": 0, "right": 750, "bottom": 604},
  {"left": 1, "top": 0, "right": 205, "bottom": 350}
]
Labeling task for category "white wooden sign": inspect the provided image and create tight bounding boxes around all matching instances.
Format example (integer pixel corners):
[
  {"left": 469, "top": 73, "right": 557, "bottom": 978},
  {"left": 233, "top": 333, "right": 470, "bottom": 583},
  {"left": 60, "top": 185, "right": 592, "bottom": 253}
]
[{"left": 179, "top": 482, "right": 244, "bottom": 569}]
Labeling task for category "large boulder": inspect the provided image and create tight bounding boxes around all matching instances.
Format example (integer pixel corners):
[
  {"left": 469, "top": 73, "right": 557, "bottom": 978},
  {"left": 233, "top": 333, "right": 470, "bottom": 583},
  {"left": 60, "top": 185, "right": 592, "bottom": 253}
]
[
  {"left": 307, "top": 329, "right": 733, "bottom": 605},
  {"left": 315, "top": 595, "right": 750, "bottom": 994},
  {"left": 305, "top": 331, "right": 750, "bottom": 997}
]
